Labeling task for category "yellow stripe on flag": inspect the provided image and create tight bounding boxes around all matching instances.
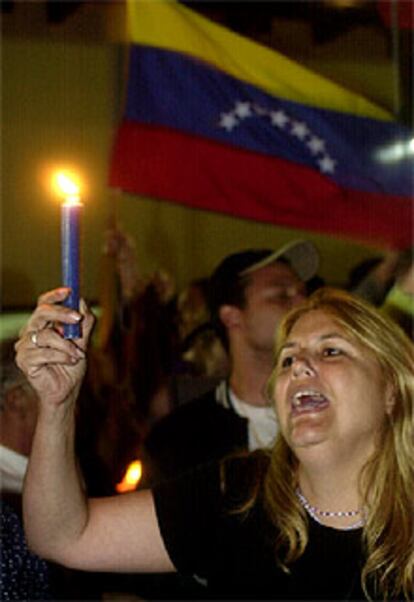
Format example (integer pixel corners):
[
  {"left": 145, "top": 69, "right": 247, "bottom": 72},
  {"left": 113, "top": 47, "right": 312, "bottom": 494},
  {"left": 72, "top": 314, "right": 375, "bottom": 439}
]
[{"left": 128, "top": 0, "right": 392, "bottom": 121}]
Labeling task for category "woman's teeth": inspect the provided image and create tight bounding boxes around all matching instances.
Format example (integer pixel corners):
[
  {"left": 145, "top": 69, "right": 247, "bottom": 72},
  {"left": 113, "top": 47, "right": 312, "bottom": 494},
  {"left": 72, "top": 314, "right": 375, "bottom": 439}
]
[{"left": 291, "top": 390, "right": 329, "bottom": 413}]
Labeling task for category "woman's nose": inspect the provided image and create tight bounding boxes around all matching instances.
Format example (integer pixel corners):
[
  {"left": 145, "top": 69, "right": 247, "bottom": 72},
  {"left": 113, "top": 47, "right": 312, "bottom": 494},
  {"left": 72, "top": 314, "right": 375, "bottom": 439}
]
[{"left": 292, "top": 355, "right": 315, "bottom": 378}]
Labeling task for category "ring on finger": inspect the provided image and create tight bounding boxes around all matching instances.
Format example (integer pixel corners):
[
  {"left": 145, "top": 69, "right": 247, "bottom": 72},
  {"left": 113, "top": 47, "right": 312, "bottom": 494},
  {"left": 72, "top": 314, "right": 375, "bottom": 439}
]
[{"left": 30, "top": 331, "right": 40, "bottom": 347}]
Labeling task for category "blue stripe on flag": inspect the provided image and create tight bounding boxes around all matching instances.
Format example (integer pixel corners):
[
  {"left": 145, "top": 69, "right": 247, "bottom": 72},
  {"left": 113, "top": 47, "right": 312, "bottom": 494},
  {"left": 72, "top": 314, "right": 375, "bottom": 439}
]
[{"left": 125, "top": 45, "right": 413, "bottom": 197}]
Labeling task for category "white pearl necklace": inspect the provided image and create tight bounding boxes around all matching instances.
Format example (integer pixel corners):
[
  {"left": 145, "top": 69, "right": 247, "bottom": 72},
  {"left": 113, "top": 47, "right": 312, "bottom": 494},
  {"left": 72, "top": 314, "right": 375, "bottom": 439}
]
[{"left": 296, "top": 487, "right": 365, "bottom": 530}]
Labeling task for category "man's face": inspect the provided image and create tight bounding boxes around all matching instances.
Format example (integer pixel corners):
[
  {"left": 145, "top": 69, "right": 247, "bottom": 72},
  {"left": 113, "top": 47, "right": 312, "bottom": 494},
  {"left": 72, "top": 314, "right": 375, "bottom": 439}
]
[{"left": 239, "top": 262, "right": 306, "bottom": 354}]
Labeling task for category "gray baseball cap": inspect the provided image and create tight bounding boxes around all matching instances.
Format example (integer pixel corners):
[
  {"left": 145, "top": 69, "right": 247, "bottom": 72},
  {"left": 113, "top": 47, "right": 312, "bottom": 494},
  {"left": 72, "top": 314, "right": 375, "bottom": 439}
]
[{"left": 241, "top": 240, "right": 319, "bottom": 282}]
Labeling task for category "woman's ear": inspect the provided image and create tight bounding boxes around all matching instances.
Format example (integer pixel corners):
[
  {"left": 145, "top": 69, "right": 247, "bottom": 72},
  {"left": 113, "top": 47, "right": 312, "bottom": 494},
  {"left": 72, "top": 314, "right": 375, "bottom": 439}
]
[{"left": 384, "top": 384, "right": 396, "bottom": 416}]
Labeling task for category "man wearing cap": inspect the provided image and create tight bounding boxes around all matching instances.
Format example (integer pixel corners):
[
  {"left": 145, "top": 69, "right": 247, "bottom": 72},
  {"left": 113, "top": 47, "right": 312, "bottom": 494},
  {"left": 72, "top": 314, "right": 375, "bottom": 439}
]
[{"left": 142, "top": 240, "right": 319, "bottom": 484}]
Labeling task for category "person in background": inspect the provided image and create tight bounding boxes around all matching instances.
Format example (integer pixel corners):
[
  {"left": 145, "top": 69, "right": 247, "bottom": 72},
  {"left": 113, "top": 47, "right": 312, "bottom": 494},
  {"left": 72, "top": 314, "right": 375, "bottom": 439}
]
[
  {"left": 142, "top": 240, "right": 319, "bottom": 485},
  {"left": 381, "top": 249, "right": 413, "bottom": 339},
  {"left": 15, "top": 287, "right": 413, "bottom": 601},
  {"left": 73, "top": 224, "right": 225, "bottom": 502},
  {"left": 0, "top": 339, "right": 51, "bottom": 600},
  {"left": 72, "top": 226, "right": 180, "bottom": 500},
  {"left": 1, "top": 501, "right": 51, "bottom": 601},
  {"left": 100, "top": 224, "right": 228, "bottom": 412},
  {"left": 98, "top": 224, "right": 178, "bottom": 427},
  {"left": 0, "top": 339, "right": 38, "bottom": 500},
  {"left": 173, "top": 277, "right": 229, "bottom": 404},
  {"left": 347, "top": 251, "right": 400, "bottom": 306},
  {"left": 0, "top": 338, "right": 105, "bottom": 601},
  {"left": 348, "top": 248, "right": 413, "bottom": 339}
]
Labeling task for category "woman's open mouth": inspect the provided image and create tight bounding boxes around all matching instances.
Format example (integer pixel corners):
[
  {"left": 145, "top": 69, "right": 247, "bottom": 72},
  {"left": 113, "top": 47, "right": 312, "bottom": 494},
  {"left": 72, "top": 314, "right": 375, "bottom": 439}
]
[{"left": 290, "top": 389, "right": 330, "bottom": 417}]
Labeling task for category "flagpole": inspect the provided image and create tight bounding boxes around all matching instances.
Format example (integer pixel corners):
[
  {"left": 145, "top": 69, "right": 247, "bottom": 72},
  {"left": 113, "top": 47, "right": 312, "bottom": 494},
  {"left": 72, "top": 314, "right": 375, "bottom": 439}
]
[
  {"left": 96, "top": 187, "right": 122, "bottom": 350},
  {"left": 97, "top": 20, "right": 130, "bottom": 349},
  {"left": 389, "top": 0, "right": 401, "bottom": 119}
]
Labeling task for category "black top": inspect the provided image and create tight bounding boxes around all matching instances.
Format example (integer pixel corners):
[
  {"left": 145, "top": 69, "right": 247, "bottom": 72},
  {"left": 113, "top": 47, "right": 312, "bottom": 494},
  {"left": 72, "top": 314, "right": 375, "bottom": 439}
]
[
  {"left": 143, "top": 387, "right": 248, "bottom": 486},
  {"left": 153, "top": 456, "right": 367, "bottom": 601}
]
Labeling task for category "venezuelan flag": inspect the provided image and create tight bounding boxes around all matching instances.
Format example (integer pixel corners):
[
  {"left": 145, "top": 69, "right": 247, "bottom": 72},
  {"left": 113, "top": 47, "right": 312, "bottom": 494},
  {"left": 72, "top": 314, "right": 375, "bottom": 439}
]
[{"left": 109, "top": 0, "right": 413, "bottom": 249}]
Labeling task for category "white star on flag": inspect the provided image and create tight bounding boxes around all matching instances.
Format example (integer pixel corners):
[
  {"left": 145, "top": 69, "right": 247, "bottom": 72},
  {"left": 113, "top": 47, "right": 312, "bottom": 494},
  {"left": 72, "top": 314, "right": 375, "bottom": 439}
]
[
  {"left": 307, "top": 136, "right": 326, "bottom": 154},
  {"left": 270, "top": 110, "right": 289, "bottom": 128},
  {"left": 217, "top": 100, "right": 338, "bottom": 175},
  {"left": 234, "top": 101, "right": 252, "bottom": 119},
  {"left": 318, "top": 155, "right": 337, "bottom": 174},
  {"left": 219, "top": 112, "right": 238, "bottom": 132},
  {"left": 291, "top": 121, "right": 310, "bottom": 140}
]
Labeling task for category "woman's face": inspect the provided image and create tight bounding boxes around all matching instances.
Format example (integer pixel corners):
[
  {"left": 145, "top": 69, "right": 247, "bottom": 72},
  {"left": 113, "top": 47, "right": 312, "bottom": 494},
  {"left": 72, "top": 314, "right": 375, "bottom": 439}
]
[{"left": 273, "top": 309, "right": 394, "bottom": 461}]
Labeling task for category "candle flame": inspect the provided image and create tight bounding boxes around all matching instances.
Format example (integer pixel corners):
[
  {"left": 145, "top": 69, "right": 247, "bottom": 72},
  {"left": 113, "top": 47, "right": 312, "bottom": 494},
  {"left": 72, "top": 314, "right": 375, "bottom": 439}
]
[
  {"left": 53, "top": 171, "right": 81, "bottom": 204},
  {"left": 116, "top": 460, "right": 143, "bottom": 493}
]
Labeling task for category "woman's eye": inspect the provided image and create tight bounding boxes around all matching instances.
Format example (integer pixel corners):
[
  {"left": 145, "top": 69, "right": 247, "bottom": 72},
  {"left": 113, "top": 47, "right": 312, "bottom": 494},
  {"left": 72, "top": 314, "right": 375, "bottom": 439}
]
[
  {"left": 280, "top": 356, "right": 294, "bottom": 368},
  {"left": 322, "top": 347, "right": 342, "bottom": 357}
]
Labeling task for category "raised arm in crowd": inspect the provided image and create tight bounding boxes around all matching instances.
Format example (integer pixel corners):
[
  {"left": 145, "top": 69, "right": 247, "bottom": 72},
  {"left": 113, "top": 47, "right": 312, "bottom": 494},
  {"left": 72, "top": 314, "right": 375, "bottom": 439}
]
[{"left": 15, "top": 289, "right": 173, "bottom": 574}]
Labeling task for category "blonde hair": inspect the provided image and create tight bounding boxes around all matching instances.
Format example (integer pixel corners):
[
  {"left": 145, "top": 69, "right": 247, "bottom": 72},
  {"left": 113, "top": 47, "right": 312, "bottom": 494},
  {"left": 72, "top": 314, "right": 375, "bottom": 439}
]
[{"left": 258, "top": 287, "right": 414, "bottom": 601}]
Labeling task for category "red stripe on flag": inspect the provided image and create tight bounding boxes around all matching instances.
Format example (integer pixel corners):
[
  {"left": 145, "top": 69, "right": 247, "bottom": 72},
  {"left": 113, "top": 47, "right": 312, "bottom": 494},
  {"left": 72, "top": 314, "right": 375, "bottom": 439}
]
[
  {"left": 377, "top": 0, "right": 414, "bottom": 30},
  {"left": 109, "top": 122, "right": 412, "bottom": 249}
]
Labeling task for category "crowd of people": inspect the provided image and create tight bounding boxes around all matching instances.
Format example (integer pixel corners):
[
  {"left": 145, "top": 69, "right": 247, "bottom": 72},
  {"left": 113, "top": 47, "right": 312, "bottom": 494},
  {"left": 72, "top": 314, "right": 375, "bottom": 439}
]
[{"left": 2, "top": 223, "right": 413, "bottom": 600}]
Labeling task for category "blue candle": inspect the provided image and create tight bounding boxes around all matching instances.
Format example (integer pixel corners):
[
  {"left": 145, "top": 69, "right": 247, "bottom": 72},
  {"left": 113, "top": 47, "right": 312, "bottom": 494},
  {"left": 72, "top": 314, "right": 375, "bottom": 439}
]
[{"left": 61, "top": 199, "right": 82, "bottom": 339}]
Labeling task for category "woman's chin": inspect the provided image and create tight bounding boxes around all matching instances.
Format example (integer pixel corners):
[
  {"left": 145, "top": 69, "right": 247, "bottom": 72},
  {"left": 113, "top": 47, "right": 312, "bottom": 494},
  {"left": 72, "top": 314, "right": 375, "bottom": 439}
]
[{"left": 288, "top": 413, "right": 330, "bottom": 448}]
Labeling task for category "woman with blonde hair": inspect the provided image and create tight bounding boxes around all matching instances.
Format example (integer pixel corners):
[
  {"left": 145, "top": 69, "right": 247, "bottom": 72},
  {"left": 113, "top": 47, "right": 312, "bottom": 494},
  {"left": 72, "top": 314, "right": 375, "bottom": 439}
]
[
  {"left": 262, "top": 287, "right": 414, "bottom": 600},
  {"left": 15, "top": 287, "right": 413, "bottom": 600}
]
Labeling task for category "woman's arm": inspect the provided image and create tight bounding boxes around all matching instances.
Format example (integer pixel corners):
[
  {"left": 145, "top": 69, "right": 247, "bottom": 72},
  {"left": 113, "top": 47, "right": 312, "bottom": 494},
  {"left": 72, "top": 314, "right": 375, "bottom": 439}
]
[{"left": 15, "top": 288, "right": 174, "bottom": 573}]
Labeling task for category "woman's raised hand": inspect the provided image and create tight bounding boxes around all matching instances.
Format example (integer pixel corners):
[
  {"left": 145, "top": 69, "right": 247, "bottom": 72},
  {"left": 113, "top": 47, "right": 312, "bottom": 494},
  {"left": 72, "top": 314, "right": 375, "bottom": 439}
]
[{"left": 15, "top": 288, "right": 95, "bottom": 409}]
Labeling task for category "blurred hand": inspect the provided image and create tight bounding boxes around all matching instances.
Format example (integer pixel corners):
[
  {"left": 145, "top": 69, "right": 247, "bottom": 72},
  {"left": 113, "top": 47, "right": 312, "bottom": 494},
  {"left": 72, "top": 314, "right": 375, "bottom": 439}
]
[
  {"left": 152, "top": 269, "right": 176, "bottom": 305},
  {"left": 103, "top": 225, "right": 141, "bottom": 301},
  {"left": 397, "top": 262, "right": 414, "bottom": 296},
  {"left": 373, "top": 251, "right": 400, "bottom": 285},
  {"left": 15, "top": 288, "right": 95, "bottom": 409}
]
